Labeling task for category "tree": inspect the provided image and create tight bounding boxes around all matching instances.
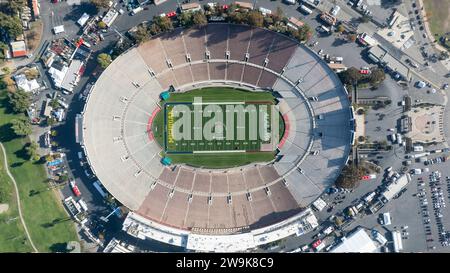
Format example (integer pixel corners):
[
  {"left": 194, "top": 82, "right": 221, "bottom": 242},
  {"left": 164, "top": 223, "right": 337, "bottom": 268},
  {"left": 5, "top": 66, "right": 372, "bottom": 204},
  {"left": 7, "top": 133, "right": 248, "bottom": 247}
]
[
  {"left": 45, "top": 154, "right": 54, "bottom": 162},
  {"left": 178, "top": 12, "right": 193, "bottom": 27},
  {"left": 97, "top": 53, "right": 112, "bottom": 69},
  {"left": 46, "top": 117, "right": 57, "bottom": 127},
  {"left": 229, "top": 11, "right": 246, "bottom": 24},
  {"left": 0, "top": 12, "right": 23, "bottom": 39},
  {"left": 49, "top": 99, "right": 59, "bottom": 109},
  {"left": 292, "top": 24, "right": 312, "bottom": 42},
  {"left": 272, "top": 7, "right": 284, "bottom": 23},
  {"left": 246, "top": 10, "right": 264, "bottom": 27},
  {"left": 25, "top": 141, "right": 39, "bottom": 160},
  {"left": 4, "top": 0, "right": 27, "bottom": 14},
  {"left": 348, "top": 33, "right": 357, "bottom": 43},
  {"left": 339, "top": 67, "right": 362, "bottom": 85},
  {"left": 135, "top": 25, "right": 150, "bottom": 43},
  {"left": 369, "top": 68, "right": 386, "bottom": 85},
  {"left": 360, "top": 14, "right": 371, "bottom": 23},
  {"left": 8, "top": 89, "right": 31, "bottom": 113},
  {"left": 192, "top": 11, "right": 207, "bottom": 27},
  {"left": 90, "top": 0, "right": 109, "bottom": 9},
  {"left": 337, "top": 24, "right": 345, "bottom": 33},
  {"left": 335, "top": 164, "right": 365, "bottom": 189},
  {"left": 97, "top": 21, "right": 107, "bottom": 29},
  {"left": 11, "top": 116, "right": 32, "bottom": 137},
  {"left": 153, "top": 15, "right": 173, "bottom": 32}
]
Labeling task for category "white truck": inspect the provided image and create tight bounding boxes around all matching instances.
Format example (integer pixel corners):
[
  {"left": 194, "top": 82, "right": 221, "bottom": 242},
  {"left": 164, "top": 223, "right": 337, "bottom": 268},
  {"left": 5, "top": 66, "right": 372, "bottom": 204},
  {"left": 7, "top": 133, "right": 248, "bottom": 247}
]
[
  {"left": 413, "top": 145, "right": 424, "bottom": 152},
  {"left": 299, "top": 4, "right": 313, "bottom": 15},
  {"left": 131, "top": 7, "right": 143, "bottom": 15}
]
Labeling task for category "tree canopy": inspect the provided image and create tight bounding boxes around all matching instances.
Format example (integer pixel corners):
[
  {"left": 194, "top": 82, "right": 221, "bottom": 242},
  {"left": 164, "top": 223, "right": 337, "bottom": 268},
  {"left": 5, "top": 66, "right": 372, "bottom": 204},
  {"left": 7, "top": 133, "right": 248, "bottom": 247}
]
[
  {"left": 192, "top": 11, "right": 207, "bottom": 27},
  {"left": 335, "top": 164, "right": 365, "bottom": 189},
  {"left": 0, "top": 12, "right": 23, "bottom": 39},
  {"left": 8, "top": 89, "right": 31, "bottom": 113},
  {"left": 339, "top": 67, "right": 363, "bottom": 85},
  {"left": 11, "top": 116, "right": 32, "bottom": 137},
  {"left": 246, "top": 10, "right": 264, "bottom": 27},
  {"left": 97, "top": 53, "right": 112, "bottom": 69}
]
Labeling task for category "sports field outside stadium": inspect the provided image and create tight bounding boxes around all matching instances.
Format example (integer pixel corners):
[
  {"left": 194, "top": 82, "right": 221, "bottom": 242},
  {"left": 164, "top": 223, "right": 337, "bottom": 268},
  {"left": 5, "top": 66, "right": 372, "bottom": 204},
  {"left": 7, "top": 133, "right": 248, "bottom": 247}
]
[{"left": 152, "top": 87, "right": 285, "bottom": 168}]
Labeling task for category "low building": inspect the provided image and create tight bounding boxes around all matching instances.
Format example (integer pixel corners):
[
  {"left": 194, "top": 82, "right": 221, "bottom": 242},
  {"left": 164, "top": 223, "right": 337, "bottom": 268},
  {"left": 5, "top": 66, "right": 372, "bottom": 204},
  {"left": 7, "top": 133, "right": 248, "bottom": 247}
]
[
  {"left": 53, "top": 25, "right": 65, "bottom": 34},
  {"left": 328, "top": 63, "right": 347, "bottom": 73},
  {"left": 320, "top": 12, "right": 337, "bottom": 26},
  {"left": 13, "top": 74, "right": 40, "bottom": 92},
  {"left": 381, "top": 174, "right": 410, "bottom": 202},
  {"left": 331, "top": 228, "right": 378, "bottom": 253},
  {"left": 391, "top": 230, "right": 403, "bottom": 252},
  {"left": 181, "top": 3, "right": 202, "bottom": 13},
  {"left": 48, "top": 61, "right": 69, "bottom": 89},
  {"left": 103, "top": 238, "right": 136, "bottom": 253},
  {"left": 287, "top": 17, "right": 304, "bottom": 30},
  {"left": 77, "top": 13, "right": 90, "bottom": 27},
  {"left": 59, "top": 59, "right": 84, "bottom": 92},
  {"left": 358, "top": 33, "right": 378, "bottom": 47},
  {"left": 368, "top": 45, "right": 409, "bottom": 80},
  {"left": 102, "top": 9, "right": 119, "bottom": 27},
  {"left": 235, "top": 1, "right": 254, "bottom": 10},
  {"left": 31, "top": 0, "right": 40, "bottom": 19},
  {"left": 10, "top": 41, "right": 27, "bottom": 58},
  {"left": 312, "top": 197, "right": 326, "bottom": 211}
]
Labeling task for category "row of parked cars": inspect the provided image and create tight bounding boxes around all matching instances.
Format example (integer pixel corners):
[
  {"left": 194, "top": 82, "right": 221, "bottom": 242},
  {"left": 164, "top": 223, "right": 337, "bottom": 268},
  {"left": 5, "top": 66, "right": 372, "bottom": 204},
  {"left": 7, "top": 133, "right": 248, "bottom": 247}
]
[{"left": 424, "top": 156, "right": 447, "bottom": 166}]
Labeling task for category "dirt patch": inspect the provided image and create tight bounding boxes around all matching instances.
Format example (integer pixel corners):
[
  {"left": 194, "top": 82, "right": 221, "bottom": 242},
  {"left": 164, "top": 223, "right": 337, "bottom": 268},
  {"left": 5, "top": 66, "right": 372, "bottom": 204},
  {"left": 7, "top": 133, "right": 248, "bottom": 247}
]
[
  {"left": 24, "top": 20, "right": 43, "bottom": 54},
  {"left": 0, "top": 203, "right": 9, "bottom": 213},
  {"left": 423, "top": 0, "right": 450, "bottom": 37}
]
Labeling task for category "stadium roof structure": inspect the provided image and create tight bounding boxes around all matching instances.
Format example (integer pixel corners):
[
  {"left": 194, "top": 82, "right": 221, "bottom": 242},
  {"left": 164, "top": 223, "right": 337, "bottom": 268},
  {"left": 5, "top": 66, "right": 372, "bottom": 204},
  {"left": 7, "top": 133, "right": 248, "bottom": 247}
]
[{"left": 82, "top": 24, "right": 352, "bottom": 251}]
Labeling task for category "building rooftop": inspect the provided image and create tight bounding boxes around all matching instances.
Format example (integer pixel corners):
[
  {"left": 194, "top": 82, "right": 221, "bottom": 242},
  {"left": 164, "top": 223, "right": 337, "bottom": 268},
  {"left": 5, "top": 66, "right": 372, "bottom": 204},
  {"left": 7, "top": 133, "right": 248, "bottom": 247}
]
[
  {"left": 331, "top": 228, "right": 378, "bottom": 253},
  {"left": 10, "top": 41, "right": 27, "bottom": 57}
]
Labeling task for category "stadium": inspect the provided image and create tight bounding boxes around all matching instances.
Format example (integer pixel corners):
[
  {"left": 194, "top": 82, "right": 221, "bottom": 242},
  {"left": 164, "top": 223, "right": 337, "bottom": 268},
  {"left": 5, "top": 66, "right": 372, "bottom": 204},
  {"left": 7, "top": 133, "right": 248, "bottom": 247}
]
[{"left": 81, "top": 23, "right": 354, "bottom": 252}]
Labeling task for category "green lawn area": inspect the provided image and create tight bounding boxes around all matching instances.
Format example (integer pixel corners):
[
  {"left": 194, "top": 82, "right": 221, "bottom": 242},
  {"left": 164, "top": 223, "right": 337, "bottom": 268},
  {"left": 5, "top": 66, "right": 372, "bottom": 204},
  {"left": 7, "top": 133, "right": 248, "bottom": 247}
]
[
  {"left": 0, "top": 89, "right": 78, "bottom": 252},
  {"left": 423, "top": 0, "right": 450, "bottom": 38},
  {"left": 169, "top": 152, "right": 276, "bottom": 169},
  {"left": 0, "top": 150, "right": 33, "bottom": 252},
  {"left": 151, "top": 87, "right": 284, "bottom": 168}
]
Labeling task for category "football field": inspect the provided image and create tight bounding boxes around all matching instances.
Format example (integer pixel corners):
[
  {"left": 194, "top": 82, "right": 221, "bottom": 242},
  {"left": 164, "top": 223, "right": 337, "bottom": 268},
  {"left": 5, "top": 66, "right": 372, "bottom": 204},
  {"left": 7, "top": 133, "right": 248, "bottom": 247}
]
[
  {"left": 164, "top": 102, "right": 274, "bottom": 153},
  {"left": 152, "top": 87, "right": 284, "bottom": 168}
]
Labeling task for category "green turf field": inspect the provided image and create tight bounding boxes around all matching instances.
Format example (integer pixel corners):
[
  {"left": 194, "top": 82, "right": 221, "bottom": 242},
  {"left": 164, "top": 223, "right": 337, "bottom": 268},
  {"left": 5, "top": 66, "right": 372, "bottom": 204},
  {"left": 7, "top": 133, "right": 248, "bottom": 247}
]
[
  {"left": 151, "top": 87, "right": 284, "bottom": 168},
  {"left": 165, "top": 102, "right": 273, "bottom": 153}
]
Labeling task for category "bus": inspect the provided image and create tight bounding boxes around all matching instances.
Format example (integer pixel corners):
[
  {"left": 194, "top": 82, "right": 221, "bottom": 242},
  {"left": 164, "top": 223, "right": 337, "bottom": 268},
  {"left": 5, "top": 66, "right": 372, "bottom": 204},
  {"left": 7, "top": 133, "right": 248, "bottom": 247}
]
[{"left": 93, "top": 180, "right": 107, "bottom": 198}]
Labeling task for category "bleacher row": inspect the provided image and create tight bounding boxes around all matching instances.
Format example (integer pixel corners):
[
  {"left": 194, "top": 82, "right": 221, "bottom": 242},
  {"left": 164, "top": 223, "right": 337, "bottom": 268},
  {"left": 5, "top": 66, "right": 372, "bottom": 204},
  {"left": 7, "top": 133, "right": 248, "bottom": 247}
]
[
  {"left": 137, "top": 24, "right": 297, "bottom": 90},
  {"left": 82, "top": 23, "right": 352, "bottom": 233}
]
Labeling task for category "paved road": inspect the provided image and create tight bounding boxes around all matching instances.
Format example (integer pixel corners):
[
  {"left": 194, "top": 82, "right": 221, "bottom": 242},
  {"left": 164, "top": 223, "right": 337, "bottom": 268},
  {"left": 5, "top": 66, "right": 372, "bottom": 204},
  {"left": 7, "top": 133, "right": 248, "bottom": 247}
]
[{"left": 0, "top": 143, "right": 39, "bottom": 253}]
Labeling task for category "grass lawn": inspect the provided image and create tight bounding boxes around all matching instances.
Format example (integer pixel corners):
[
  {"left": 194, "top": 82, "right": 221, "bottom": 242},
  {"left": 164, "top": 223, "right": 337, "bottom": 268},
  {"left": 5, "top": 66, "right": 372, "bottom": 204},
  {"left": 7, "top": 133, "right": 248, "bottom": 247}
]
[
  {"left": 423, "top": 0, "right": 450, "bottom": 38},
  {"left": 0, "top": 150, "right": 33, "bottom": 252},
  {"left": 169, "top": 152, "right": 276, "bottom": 169},
  {"left": 0, "top": 89, "right": 78, "bottom": 252},
  {"left": 151, "top": 87, "right": 283, "bottom": 168}
]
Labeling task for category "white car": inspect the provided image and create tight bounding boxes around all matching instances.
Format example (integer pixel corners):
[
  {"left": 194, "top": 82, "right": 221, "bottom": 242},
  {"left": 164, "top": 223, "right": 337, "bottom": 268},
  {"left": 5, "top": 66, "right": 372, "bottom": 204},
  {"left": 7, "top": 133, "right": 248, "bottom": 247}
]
[{"left": 331, "top": 5, "right": 341, "bottom": 16}]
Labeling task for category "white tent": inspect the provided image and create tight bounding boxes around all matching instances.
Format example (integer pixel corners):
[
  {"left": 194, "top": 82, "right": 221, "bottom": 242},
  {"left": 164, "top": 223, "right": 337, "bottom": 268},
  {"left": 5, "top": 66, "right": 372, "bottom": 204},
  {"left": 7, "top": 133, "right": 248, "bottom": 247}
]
[
  {"left": 53, "top": 25, "right": 65, "bottom": 34},
  {"left": 331, "top": 228, "right": 378, "bottom": 253},
  {"left": 77, "top": 13, "right": 90, "bottom": 27}
]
